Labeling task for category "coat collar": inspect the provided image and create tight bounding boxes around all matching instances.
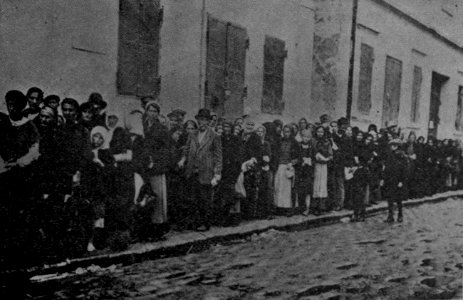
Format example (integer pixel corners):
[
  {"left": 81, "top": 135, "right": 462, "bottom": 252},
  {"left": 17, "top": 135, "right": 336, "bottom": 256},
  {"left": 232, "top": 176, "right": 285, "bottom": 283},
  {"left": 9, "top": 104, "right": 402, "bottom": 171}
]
[{"left": 196, "top": 127, "right": 213, "bottom": 150}]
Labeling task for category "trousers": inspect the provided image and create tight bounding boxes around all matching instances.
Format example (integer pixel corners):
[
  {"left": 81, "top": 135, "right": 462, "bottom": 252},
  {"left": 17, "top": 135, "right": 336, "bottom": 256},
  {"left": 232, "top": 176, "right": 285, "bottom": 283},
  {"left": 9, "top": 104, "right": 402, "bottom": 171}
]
[{"left": 188, "top": 174, "right": 213, "bottom": 227}]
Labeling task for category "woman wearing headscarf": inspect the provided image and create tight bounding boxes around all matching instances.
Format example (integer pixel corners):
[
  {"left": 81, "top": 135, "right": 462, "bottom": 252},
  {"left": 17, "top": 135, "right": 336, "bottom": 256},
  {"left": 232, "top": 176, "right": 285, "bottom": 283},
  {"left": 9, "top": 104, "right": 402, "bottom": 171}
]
[
  {"left": 274, "top": 124, "right": 300, "bottom": 215},
  {"left": 104, "top": 111, "right": 134, "bottom": 247},
  {"left": 25, "top": 106, "right": 64, "bottom": 261},
  {"left": 256, "top": 125, "right": 273, "bottom": 218},
  {"left": 296, "top": 128, "right": 314, "bottom": 215},
  {"left": 85, "top": 126, "right": 115, "bottom": 251},
  {"left": 403, "top": 131, "right": 418, "bottom": 198},
  {"left": 312, "top": 126, "right": 333, "bottom": 215},
  {"left": 241, "top": 118, "right": 263, "bottom": 219},
  {"left": 142, "top": 101, "right": 172, "bottom": 239},
  {"left": 219, "top": 121, "right": 243, "bottom": 225}
]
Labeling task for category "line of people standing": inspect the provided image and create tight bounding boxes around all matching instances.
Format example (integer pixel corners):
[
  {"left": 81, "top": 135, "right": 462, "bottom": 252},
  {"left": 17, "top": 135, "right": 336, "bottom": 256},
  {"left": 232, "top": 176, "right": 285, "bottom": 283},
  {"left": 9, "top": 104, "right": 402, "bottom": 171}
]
[{"left": 1, "top": 87, "right": 462, "bottom": 270}]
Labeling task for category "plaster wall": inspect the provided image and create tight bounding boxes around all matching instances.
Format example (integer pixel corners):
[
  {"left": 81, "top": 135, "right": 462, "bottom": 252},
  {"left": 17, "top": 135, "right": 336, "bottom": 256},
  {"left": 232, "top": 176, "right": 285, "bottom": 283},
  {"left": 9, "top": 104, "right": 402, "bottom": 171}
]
[
  {"left": 0, "top": 0, "right": 316, "bottom": 125},
  {"left": 350, "top": 0, "right": 463, "bottom": 139}
]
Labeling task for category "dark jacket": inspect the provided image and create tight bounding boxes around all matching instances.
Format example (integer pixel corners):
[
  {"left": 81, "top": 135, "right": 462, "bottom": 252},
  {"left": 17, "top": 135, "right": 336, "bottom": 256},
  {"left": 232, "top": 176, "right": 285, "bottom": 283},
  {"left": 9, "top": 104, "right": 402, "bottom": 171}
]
[
  {"left": 221, "top": 134, "right": 243, "bottom": 185},
  {"left": 183, "top": 127, "right": 223, "bottom": 184},
  {"left": 143, "top": 119, "right": 172, "bottom": 176}
]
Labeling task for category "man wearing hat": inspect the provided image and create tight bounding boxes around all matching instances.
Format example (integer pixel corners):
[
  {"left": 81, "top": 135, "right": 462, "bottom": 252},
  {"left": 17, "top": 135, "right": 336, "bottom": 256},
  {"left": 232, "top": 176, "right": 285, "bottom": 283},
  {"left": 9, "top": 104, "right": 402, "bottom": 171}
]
[
  {"left": 178, "top": 108, "right": 222, "bottom": 231},
  {"left": 382, "top": 138, "right": 408, "bottom": 223},
  {"left": 88, "top": 92, "right": 107, "bottom": 127}
]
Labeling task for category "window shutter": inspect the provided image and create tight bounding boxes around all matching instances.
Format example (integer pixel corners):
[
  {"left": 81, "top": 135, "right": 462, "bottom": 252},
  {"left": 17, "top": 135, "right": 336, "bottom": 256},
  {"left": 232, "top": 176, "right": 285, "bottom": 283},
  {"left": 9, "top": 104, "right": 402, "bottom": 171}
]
[
  {"left": 357, "top": 43, "right": 374, "bottom": 114},
  {"left": 137, "top": 0, "right": 162, "bottom": 97},
  {"left": 205, "top": 16, "right": 227, "bottom": 113},
  {"left": 117, "top": 0, "right": 140, "bottom": 95},
  {"left": 456, "top": 86, "right": 463, "bottom": 131},
  {"left": 224, "top": 23, "right": 247, "bottom": 117},
  {"left": 117, "top": 0, "right": 161, "bottom": 97},
  {"left": 262, "top": 36, "right": 286, "bottom": 114},
  {"left": 410, "top": 66, "right": 422, "bottom": 123}
]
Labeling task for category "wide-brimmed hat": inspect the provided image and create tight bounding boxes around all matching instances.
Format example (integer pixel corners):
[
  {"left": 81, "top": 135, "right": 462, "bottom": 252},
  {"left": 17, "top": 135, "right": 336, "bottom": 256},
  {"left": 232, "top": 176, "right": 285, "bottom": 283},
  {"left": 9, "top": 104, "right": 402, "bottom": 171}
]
[
  {"left": 195, "top": 108, "right": 212, "bottom": 120},
  {"left": 88, "top": 92, "right": 107, "bottom": 109},
  {"left": 319, "top": 114, "right": 331, "bottom": 124}
]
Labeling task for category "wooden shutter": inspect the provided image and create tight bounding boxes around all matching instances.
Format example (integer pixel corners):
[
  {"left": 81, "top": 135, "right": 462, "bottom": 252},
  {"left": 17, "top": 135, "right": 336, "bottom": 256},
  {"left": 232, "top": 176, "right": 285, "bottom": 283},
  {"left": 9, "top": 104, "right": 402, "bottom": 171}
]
[
  {"left": 456, "top": 86, "right": 463, "bottom": 131},
  {"left": 357, "top": 43, "right": 374, "bottom": 114},
  {"left": 224, "top": 23, "right": 247, "bottom": 117},
  {"left": 205, "top": 16, "right": 227, "bottom": 114},
  {"left": 262, "top": 36, "right": 286, "bottom": 114},
  {"left": 382, "top": 56, "right": 402, "bottom": 128},
  {"left": 410, "top": 66, "right": 422, "bottom": 123},
  {"left": 117, "top": 0, "right": 162, "bottom": 97},
  {"left": 205, "top": 17, "right": 247, "bottom": 117}
]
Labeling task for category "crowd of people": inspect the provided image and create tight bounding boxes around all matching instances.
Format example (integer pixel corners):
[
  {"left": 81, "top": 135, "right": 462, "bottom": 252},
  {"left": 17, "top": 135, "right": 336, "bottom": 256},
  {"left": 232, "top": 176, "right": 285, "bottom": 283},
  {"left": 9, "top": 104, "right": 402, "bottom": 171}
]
[{"left": 1, "top": 87, "right": 463, "bottom": 269}]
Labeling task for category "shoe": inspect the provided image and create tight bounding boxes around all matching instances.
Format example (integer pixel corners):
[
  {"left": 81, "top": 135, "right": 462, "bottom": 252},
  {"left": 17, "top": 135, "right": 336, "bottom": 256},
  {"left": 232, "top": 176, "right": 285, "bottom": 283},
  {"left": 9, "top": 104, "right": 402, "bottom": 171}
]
[
  {"left": 384, "top": 217, "right": 394, "bottom": 223},
  {"left": 302, "top": 209, "right": 310, "bottom": 216},
  {"left": 397, "top": 216, "right": 403, "bottom": 223}
]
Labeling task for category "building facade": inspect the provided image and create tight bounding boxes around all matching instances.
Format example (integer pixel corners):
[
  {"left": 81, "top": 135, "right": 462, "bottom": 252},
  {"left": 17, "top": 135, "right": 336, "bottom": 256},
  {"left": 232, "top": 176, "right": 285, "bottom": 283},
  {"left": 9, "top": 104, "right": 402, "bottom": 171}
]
[
  {"left": 0, "top": 0, "right": 463, "bottom": 138},
  {"left": 350, "top": 0, "right": 463, "bottom": 139}
]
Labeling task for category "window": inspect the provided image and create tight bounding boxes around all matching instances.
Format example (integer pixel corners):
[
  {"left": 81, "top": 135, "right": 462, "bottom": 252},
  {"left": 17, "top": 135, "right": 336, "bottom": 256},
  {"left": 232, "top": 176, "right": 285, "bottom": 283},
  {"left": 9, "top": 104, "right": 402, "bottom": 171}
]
[
  {"left": 262, "top": 36, "right": 286, "bottom": 114},
  {"left": 357, "top": 43, "right": 374, "bottom": 114},
  {"left": 456, "top": 86, "right": 463, "bottom": 131},
  {"left": 410, "top": 66, "right": 422, "bottom": 123},
  {"left": 117, "top": 0, "right": 162, "bottom": 97}
]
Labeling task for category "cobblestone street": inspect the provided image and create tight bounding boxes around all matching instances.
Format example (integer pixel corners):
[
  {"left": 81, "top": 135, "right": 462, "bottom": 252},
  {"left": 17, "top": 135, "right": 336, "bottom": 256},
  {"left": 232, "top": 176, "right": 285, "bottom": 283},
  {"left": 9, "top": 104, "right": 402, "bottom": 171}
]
[{"left": 29, "top": 198, "right": 463, "bottom": 300}]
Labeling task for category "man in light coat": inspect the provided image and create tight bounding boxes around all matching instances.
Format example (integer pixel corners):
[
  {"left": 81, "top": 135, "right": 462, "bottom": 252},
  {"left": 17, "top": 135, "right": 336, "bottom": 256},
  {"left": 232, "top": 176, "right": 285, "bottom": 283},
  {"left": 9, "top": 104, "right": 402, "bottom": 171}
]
[{"left": 178, "top": 108, "right": 222, "bottom": 231}]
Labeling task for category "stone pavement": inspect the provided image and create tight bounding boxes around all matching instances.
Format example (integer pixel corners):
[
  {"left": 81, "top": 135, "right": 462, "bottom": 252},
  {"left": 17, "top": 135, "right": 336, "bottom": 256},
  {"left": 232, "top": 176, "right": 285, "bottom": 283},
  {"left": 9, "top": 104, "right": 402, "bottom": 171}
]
[
  {"left": 28, "top": 195, "right": 463, "bottom": 299},
  {"left": 26, "top": 190, "right": 463, "bottom": 279}
]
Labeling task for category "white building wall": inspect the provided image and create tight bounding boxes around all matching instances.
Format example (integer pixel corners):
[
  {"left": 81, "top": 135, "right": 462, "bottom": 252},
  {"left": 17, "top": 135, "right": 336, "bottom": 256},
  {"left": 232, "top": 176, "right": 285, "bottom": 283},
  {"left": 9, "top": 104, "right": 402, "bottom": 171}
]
[
  {"left": 0, "top": 0, "right": 140, "bottom": 116},
  {"left": 0, "top": 0, "right": 316, "bottom": 126},
  {"left": 350, "top": 0, "right": 463, "bottom": 139},
  {"left": 161, "top": 0, "right": 316, "bottom": 123}
]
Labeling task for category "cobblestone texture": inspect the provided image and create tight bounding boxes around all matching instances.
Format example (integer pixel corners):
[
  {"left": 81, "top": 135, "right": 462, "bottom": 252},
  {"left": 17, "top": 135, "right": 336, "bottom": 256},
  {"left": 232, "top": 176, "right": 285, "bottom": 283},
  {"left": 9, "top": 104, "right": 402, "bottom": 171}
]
[{"left": 28, "top": 198, "right": 463, "bottom": 299}]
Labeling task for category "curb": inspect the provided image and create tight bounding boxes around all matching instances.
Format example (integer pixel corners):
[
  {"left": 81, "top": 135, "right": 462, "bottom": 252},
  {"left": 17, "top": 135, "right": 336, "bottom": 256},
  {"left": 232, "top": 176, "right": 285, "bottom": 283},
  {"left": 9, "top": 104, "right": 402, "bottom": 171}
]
[{"left": 17, "top": 190, "right": 463, "bottom": 278}]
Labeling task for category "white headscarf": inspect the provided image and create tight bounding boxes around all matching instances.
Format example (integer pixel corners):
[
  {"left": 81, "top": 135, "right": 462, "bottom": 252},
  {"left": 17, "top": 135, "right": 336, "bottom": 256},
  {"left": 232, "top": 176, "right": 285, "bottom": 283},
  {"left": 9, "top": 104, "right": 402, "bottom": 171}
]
[
  {"left": 90, "top": 126, "right": 110, "bottom": 150},
  {"left": 125, "top": 110, "right": 144, "bottom": 137},
  {"left": 105, "top": 110, "right": 123, "bottom": 143}
]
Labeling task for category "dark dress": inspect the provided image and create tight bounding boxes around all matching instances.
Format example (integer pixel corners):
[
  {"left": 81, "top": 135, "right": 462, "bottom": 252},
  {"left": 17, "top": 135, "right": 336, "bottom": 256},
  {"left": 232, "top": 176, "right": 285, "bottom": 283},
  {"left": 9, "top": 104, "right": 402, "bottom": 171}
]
[
  {"left": 0, "top": 117, "right": 41, "bottom": 268},
  {"left": 218, "top": 134, "right": 243, "bottom": 224},
  {"left": 296, "top": 141, "right": 314, "bottom": 211},
  {"left": 107, "top": 127, "right": 134, "bottom": 232},
  {"left": 143, "top": 118, "right": 172, "bottom": 228},
  {"left": 242, "top": 132, "right": 263, "bottom": 219}
]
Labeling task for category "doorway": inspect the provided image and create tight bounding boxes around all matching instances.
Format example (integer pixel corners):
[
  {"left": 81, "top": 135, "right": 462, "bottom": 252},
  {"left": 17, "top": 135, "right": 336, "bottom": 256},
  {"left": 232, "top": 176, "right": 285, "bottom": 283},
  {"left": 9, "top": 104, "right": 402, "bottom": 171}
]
[{"left": 428, "top": 72, "right": 449, "bottom": 139}]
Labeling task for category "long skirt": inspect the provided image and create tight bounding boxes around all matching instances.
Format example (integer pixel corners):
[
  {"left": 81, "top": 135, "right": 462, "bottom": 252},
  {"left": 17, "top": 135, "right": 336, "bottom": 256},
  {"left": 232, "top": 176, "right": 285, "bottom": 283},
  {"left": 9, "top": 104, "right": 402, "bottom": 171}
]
[
  {"left": 274, "top": 164, "right": 293, "bottom": 208},
  {"left": 149, "top": 174, "right": 168, "bottom": 224},
  {"left": 313, "top": 163, "right": 328, "bottom": 198}
]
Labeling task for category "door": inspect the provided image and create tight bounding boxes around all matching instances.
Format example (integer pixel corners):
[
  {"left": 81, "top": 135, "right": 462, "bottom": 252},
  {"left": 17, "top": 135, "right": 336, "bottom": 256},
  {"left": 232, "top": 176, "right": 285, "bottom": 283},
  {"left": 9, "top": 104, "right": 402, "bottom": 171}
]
[
  {"left": 428, "top": 72, "right": 449, "bottom": 139},
  {"left": 382, "top": 56, "right": 402, "bottom": 128},
  {"left": 205, "top": 16, "right": 247, "bottom": 118}
]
